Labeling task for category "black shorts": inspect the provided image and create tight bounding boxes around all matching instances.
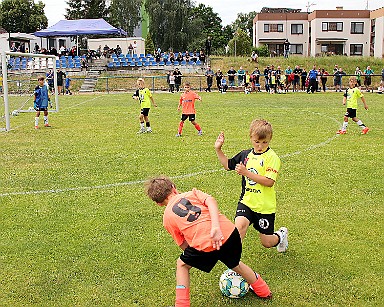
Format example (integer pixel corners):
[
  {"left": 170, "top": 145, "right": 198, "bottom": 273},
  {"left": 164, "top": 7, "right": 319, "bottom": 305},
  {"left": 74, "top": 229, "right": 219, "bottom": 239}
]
[
  {"left": 293, "top": 78, "right": 300, "bottom": 85},
  {"left": 57, "top": 80, "right": 63, "bottom": 86},
  {"left": 235, "top": 202, "right": 275, "bottom": 235},
  {"left": 181, "top": 114, "right": 195, "bottom": 121},
  {"left": 344, "top": 108, "right": 357, "bottom": 118},
  {"left": 179, "top": 228, "right": 242, "bottom": 273},
  {"left": 141, "top": 108, "right": 150, "bottom": 116},
  {"left": 364, "top": 77, "right": 371, "bottom": 86},
  {"left": 35, "top": 107, "right": 48, "bottom": 111}
]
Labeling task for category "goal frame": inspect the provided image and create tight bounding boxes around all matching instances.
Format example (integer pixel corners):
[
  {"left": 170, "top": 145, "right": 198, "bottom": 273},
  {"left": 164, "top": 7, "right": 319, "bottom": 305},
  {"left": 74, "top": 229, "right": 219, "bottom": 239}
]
[{"left": 1, "top": 51, "right": 59, "bottom": 131}]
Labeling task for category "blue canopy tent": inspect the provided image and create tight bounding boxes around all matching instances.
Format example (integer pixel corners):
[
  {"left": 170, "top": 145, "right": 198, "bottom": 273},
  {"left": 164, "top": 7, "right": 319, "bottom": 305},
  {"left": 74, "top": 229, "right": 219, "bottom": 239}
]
[{"left": 34, "top": 19, "right": 127, "bottom": 55}]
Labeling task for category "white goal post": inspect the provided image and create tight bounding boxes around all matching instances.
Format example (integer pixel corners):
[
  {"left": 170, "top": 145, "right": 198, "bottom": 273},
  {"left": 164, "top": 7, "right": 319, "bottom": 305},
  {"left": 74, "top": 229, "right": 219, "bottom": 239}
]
[{"left": 1, "top": 51, "right": 59, "bottom": 131}]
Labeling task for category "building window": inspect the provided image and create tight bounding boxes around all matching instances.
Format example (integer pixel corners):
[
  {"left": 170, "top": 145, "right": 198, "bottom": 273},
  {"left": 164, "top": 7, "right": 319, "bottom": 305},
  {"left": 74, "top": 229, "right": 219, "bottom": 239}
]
[
  {"left": 291, "top": 24, "right": 303, "bottom": 34},
  {"left": 264, "top": 24, "right": 283, "bottom": 33},
  {"left": 322, "top": 22, "right": 343, "bottom": 32},
  {"left": 351, "top": 22, "right": 364, "bottom": 34},
  {"left": 350, "top": 44, "right": 363, "bottom": 55},
  {"left": 290, "top": 44, "right": 303, "bottom": 54}
]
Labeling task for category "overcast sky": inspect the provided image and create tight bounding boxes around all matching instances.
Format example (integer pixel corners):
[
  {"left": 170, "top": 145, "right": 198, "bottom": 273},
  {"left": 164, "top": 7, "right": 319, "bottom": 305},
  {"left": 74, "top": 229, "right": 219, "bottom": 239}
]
[{"left": 41, "top": 0, "right": 383, "bottom": 27}]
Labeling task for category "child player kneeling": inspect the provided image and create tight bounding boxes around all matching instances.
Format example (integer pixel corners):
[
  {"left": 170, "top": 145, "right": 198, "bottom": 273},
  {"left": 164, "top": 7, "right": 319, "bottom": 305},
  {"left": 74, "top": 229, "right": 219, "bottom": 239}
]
[
  {"left": 145, "top": 176, "right": 272, "bottom": 307},
  {"left": 336, "top": 76, "right": 369, "bottom": 135},
  {"left": 34, "top": 76, "right": 51, "bottom": 129}
]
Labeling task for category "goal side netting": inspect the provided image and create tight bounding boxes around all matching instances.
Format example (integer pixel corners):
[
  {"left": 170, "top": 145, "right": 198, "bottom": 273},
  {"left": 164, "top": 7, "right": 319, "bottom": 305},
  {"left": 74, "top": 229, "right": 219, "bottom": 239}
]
[{"left": 1, "top": 51, "right": 59, "bottom": 132}]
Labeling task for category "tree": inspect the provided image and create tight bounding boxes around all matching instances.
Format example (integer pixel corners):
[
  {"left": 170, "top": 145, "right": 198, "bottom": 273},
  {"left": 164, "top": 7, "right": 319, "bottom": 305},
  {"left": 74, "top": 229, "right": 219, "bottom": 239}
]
[
  {"left": 190, "top": 4, "right": 225, "bottom": 53},
  {"left": 227, "top": 29, "right": 252, "bottom": 56},
  {"left": 145, "top": 0, "right": 195, "bottom": 52},
  {"left": 0, "top": 0, "right": 48, "bottom": 33},
  {"left": 108, "top": 0, "right": 142, "bottom": 36},
  {"left": 231, "top": 11, "right": 257, "bottom": 40},
  {"left": 65, "top": 0, "right": 108, "bottom": 20},
  {"left": 145, "top": 32, "right": 155, "bottom": 55}
]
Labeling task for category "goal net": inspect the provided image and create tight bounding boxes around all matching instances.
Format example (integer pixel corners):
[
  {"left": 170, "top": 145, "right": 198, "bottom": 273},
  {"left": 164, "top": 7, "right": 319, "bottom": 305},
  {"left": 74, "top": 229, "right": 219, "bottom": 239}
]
[{"left": 1, "top": 51, "right": 59, "bottom": 131}]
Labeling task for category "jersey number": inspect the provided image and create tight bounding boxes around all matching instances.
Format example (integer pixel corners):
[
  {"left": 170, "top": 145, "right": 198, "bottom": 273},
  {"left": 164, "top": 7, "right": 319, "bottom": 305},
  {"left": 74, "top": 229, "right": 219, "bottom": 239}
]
[{"left": 172, "top": 198, "right": 201, "bottom": 222}]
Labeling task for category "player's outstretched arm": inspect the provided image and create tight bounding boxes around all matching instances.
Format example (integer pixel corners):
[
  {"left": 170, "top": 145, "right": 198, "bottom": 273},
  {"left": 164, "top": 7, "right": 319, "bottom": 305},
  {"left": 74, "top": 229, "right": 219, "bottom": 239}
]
[
  {"left": 151, "top": 96, "right": 157, "bottom": 107},
  {"left": 361, "top": 97, "right": 368, "bottom": 110},
  {"left": 215, "top": 132, "right": 229, "bottom": 170}
]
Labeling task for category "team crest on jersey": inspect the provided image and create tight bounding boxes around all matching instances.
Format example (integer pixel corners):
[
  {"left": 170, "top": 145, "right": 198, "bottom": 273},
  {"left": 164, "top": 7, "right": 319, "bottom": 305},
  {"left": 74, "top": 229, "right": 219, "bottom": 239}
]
[
  {"left": 247, "top": 168, "right": 258, "bottom": 185},
  {"left": 259, "top": 218, "right": 269, "bottom": 230},
  {"left": 259, "top": 159, "right": 264, "bottom": 167}
]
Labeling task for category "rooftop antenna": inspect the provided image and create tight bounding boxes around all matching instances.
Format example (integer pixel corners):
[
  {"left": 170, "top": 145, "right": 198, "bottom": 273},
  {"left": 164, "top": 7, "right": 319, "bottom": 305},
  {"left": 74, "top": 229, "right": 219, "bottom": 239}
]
[
  {"left": 365, "top": 0, "right": 369, "bottom": 10},
  {"left": 306, "top": 1, "right": 316, "bottom": 13}
]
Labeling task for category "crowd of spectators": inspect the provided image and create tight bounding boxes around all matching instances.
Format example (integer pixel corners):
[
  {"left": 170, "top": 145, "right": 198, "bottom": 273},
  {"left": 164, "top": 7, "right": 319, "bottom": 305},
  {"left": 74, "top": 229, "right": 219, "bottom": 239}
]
[{"left": 205, "top": 64, "right": 384, "bottom": 94}]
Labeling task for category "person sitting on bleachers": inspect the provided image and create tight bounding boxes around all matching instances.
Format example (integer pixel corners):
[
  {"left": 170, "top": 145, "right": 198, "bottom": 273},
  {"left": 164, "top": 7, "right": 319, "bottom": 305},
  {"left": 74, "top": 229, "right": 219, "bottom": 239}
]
[
  {"left": 199, "top": 50, "right": 206, "bottom": 64},
  {"left": 184, "top": 51, "right": 190, "bottom": 62},
  {"left": 169, "top": 51, "right": 175, "bottom": 63},
  {"left": 155, "top": 50, "right": 161, "bottom": 62},
  {"left": 176, "top": 52, "right": 183, "bottom": 62},
  {"left": 115, "top": 45, "right": 122, "bottom": 56},
  {"left": 191, "top": 51, "right": 198, "bottom": 63}
]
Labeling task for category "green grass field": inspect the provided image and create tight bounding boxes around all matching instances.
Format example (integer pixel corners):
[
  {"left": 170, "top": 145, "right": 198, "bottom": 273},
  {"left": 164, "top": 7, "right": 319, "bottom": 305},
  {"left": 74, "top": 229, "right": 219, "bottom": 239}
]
[{"left": 1, "top": 90, "right": 383, "bottom": 306}]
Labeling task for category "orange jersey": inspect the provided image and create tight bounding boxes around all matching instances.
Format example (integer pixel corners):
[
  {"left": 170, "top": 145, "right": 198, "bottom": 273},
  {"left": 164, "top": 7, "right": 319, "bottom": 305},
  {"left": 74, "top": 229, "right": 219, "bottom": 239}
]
[
  {"left": 179, "top": 91, "right": 201, "bottom": 114},
  {"left": 163, "top": 189, "right": 235, "bottom": 252}
]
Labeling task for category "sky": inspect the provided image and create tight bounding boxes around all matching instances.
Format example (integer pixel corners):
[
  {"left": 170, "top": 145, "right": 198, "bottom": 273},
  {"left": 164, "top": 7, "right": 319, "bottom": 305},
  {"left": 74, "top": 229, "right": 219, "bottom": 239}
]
[{"left": 41, "top": 0, "right": 383, "bottom": 27}]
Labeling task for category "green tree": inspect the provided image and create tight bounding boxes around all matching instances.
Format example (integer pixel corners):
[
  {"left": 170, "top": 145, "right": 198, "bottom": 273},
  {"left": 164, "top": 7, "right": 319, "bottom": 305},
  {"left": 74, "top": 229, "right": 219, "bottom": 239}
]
[
  {"left": 145, "top": 32, "right": 155, "bottom": 55},
  {"left": 231, "top": 11, "right": 257, "bottom": 39},
  {"left": 0, "top": 0, "right": 48, "bottom": 33},
  {"left": 145, "top": 0, "right": 194, "bottom": 51},
  {"left": 227, "top": 29, "right": 252, "bottom": 56},
  {"left": 109, "top": 0, "right": 142, "bottom": 36},
  {"left": 65, "top": 0, "right": 108, "bottom": 20},
  {"left": 190, "top": 4, "right": 225, "bottom": 53}
]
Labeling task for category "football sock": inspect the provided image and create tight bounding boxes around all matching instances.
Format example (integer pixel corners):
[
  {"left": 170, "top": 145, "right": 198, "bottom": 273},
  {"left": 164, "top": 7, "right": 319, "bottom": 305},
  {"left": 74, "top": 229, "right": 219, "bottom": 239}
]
[
  {"left": 342, "top": 122, "right": 348, "bottom": 130},
  {"left": 356, "top": 120, "right": 366, "bottom": 129},
  {"left": 272, "top": 232, "right": 280, "bottom": 247},
  {"left": 146, "top": 121, "right": 150, "bottom": 127},
  {"left": 175, "top": 287, "right": 190, "bottom": 307},
  {"left": 194, "top": 123, "right": 201, "bottom": 131},
  {"left": 140, "top": 122, "right": 145, "bottom": 129},
  {"left": 178, "top": 121, "right": 184, "bottom": 134},
  {"left": 44, "top": 116, "right": 48, "bottom": 125},
  {"left": 35, "top": 117, "right": 39, "bottom": 127},
  {"left": 250, "top": 274, "right": 271, "bottom": 298}
]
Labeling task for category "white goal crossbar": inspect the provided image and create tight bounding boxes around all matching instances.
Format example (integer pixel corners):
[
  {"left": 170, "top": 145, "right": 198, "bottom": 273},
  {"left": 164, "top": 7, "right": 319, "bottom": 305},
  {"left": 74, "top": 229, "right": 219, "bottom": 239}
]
[{"left": 1, "top": 51, "right": 59, "bottom": 131}]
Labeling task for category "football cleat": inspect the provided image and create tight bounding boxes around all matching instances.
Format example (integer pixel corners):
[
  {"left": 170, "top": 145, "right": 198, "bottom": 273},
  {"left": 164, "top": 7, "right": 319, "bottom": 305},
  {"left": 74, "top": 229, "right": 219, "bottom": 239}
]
[
  {"left": 361, "top": 127, "right": 369, "bottom": 134},
  {"left": 336, "top": 130, "right": 346, "bottom": 134},
  {"left": 276, "top": 227, "right": 288, "bottom": 253}
]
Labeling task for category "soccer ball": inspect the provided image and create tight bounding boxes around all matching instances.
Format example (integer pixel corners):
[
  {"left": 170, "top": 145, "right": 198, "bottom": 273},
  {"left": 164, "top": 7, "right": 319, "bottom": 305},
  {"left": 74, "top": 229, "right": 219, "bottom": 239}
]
[{"left": 219, "top": 269, "right": 249, "bottom": 298}]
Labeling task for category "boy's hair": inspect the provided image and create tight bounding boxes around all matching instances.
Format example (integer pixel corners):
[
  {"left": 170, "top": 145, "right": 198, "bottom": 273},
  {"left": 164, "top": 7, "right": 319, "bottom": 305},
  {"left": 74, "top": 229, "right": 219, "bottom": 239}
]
[
  {"left": 145, "top": 176, "right": 175, "bottom": 203},
  {"left": 137, "top": 78, "right": 144, "bottom": 83},
  {"left": 184, "top": 82, "right": 191, "bottom": 87},
  {"left": 37, "top": 76, "right": 45, "bottom": 81},
  {"left": 349, "top": 76, "right": 357, "bottom": 83},
  {"left": 249, "top": 119, "right": 273, "bottom": 139}
]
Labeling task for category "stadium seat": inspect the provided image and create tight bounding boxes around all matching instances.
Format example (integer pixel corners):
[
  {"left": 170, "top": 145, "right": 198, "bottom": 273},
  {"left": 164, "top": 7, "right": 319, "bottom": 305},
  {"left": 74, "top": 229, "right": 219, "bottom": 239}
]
[
  {"left": 174, "top": 61, "right": 179, "bottom": 66},
  {"left": 181, "top": 60, "right": 186, "bottom": 66},
  {"left": 195, "top": 60, "right": 201, "bottom": 65},
  {"left": 130, "top": 62, "right": 135, "bottom": 67},
  {"left": 159, "top": 61, "right": 165, "bottom": 66},
  {"left": 107, "top": 62, "right": 114, "bottom": 68}
]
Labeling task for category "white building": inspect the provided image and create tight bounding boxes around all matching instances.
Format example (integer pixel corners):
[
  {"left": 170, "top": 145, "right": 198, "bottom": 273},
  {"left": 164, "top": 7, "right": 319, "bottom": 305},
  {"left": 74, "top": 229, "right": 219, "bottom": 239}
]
[
  {"left": 371, "top": 7, "right": 384, "bottom": 58},
  {"left": 308, "top": 9, "right": 371, "bottom": 57},
  {"left": 253, "top": 7, "right": 384, "bottom": 58}
]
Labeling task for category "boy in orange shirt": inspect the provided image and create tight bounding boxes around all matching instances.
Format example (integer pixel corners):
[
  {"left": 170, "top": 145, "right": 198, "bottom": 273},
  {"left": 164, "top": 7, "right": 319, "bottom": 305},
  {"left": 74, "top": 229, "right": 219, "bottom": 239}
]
[
  {"left": 176, "top": 82, "right": 202, "bottom": 137},
  {"left": 145, "top": 176, "right": 272, "bottom": 307}
]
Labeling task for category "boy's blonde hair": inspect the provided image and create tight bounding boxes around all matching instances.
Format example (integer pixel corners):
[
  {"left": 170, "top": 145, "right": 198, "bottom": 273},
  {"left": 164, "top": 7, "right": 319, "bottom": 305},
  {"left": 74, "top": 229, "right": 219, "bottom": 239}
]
[
  {"left": 349, "top": 76, "right": 357, "bottom": 83},
  {"left": 249, "top": 119, "right": 273, "bottom": 140},
  {"left": 145, "top": 176, "right": 175, "bottom": 203},
  {"left": 137, "top": 78, "right": 145, "bottom": 85}
]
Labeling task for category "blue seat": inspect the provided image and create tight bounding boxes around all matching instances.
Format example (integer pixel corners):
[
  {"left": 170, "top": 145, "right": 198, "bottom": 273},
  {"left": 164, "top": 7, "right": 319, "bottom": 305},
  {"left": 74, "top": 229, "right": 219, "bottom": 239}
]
[
  {"left": 159, "top": 61, "right": 165, "bottom": 66},
  {"left": 174, "top": 61, "right": 179, "bottom": 66},
  {"left": 166, "top": 61, "right": 172, "bottom": 66},
  {"left": 136, "top": 62, "right": 142, "bottom": 67},
  {"left": 181, "top": 60, "right": 186, "bottom": 66},
  {"left": 196, "top": 60, "right": 201, "bottom": 65},
  {"left": 107, "top": 62, "right": 114, "bottom": 68},
  {"left": 75, "top": 62, "right": 81, "bottom": 68},
  {"left": 130, "top": 62, "right": 135, "bottom": 67}
]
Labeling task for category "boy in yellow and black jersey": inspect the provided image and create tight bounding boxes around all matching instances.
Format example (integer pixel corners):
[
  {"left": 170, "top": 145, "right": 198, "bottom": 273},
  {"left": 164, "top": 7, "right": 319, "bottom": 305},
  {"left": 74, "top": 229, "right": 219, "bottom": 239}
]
[{"left": 215, "top": 119, "right": 288, "bottom": 253}]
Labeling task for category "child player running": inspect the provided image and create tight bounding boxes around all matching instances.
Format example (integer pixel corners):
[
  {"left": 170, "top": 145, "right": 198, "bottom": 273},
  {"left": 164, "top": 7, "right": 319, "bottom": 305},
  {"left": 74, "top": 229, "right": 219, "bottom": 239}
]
[
  {"left": 176, "top": 82, "right": 202, "bottom": 137},
  {"left": 132, "top": 78, "right": 157, "bottom": 134},
  {"left": 145, "top": 176, "right": 272, "bottom": 307},
  {"left": 337, "top": 76, "right": 369, "bottom": 135},
  {"left": 33, "top": 76, "right": 51, "bottom": 129},
  {"left": 214, "top": 119, "right": 288, "bottom": 253}
]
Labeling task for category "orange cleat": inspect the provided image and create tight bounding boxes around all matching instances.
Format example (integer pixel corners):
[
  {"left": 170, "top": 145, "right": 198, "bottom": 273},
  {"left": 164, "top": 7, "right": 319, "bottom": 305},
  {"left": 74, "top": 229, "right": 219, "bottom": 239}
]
[
  {"left": 361, "top": 127, "right": 369, "bottom": 134},
  {"left": 336, "top": 130, "right": 346, "bottom": 134}
]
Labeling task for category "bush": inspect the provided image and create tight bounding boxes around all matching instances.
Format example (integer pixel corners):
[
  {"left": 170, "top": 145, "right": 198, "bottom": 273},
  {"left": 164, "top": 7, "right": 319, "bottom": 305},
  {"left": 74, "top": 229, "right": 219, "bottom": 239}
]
[{"left": 253, "top": 45, "right": 269, "bottom": 57}]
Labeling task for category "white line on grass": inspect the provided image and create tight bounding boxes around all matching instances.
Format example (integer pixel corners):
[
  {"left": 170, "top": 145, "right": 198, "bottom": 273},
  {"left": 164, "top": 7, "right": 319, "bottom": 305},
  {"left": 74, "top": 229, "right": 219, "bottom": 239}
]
[{"left": 0, "top": 111, "right": 341, "bottom": 197}]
